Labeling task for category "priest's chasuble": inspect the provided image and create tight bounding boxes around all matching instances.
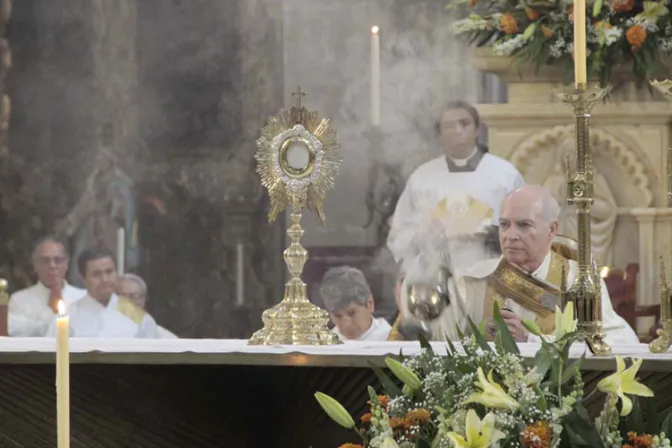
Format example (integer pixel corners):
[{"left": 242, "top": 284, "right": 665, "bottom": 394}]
[
  {"left": 8, "top": 282, "right": 86, "bottom": 337},
  {"left": 387, "top": 151, "right": 524, "bottom": 266},
  {"left": 390, "top": 246, "right": 638, "bottom": 344}
]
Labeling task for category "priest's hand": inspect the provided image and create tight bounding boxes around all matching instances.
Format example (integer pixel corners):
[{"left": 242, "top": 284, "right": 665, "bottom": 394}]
[
  {"left": 48, "top": 286, "right": 61, "bottom": 314},
  {"left": 499, "top": 309, "right": 529, "bottom": 342}
]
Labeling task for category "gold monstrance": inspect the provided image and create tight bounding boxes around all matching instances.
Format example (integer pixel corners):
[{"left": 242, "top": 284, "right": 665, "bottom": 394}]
[
  {"left": 648, "top": 79, "right": 672, "bottom": 353},
  {"left": 554, "top": 84, "right": 612, "bottom": 356},
  {"left": 248, "top": 87, "right": 342, "bottom": 345}
]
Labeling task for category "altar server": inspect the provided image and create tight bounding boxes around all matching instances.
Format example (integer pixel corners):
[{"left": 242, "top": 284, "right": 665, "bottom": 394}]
[
  {"left": 116, "top": 273, "right": 177, "bottom": 338},
  {"left": 47, "top": 247, "right": 159, "bottom": 338},
  {"left": 320, "top": 266, "right": 392, "bottom": 342},
  {"left": 387, "top": 100, "right": 524, "bottom": 274},
  {"left": 8, "top": 237, "right": 86, "bottom": 337}
]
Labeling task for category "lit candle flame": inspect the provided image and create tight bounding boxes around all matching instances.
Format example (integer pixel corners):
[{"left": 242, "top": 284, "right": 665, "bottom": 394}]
[
  {"left": 600, "top": 266, "right": 610, "bottom": 278},
  {"left": 57, "top": 300, "right": 66, "bottom": 316},
  {"left": 371, "top": 25, "right": 379, "bottom": 35}
]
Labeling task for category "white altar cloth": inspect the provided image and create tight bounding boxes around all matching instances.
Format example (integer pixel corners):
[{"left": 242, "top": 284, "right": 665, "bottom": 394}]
[{"left": 0, "top": 338, "right": 667, "bottom": 369}]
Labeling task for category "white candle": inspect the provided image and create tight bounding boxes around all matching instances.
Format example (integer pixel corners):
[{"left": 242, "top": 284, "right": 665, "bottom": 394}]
[
  {"left": 116, "top": 227, "right": 125, "bottom": 274},
  {"left": 370, "top": 25, "right": 380, "bottom": 126},
  {"left": 56, "top": 301, "right": 70, "bottom": 448},
  {"left": 236, "top": 243, "right": 244, "bottom": 306},
  {"left": 573, "top": 0, "right": 587, "bottom": 87}
]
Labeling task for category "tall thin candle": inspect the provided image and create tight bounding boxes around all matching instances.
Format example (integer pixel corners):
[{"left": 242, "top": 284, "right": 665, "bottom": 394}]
[
  {"left": 573, "top": 0, "right": 587, "bottom": 87},
  {"left": 370, "top": 26, "right": 380, "bottom": 126},
  {"left": 56, "top": 300, "right": 70, "bottom": 448}
]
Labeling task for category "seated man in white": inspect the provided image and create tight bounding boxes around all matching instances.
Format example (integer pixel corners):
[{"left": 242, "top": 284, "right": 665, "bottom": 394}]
[
  {"left": 320, "top": 266, "right": 392, "bottom": 342},
  {"left": 115, "top": 273, "right": 177, "bottom": 338},
  {"left": 9, "top": 237, "right": 86, "bottom": 336},
  {"left": 47, "top": 247, "right": 159, "bottom": 338}
]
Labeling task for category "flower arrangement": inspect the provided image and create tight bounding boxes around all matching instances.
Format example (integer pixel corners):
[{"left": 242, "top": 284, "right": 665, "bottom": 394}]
[
  {"left": 315, "top": 303, "right": 668, "bottom": 448},
  {"left": 447, "top": 0, "right": 672, "bottom": 86}
]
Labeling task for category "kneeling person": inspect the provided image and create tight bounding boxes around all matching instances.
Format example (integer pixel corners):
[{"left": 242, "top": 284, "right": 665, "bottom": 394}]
[
  {"left": 47, "top": 248, "right": 159, "bottom": 338},
  {"left": 321, "top": 267, "right": 392, "bottom": 342}
]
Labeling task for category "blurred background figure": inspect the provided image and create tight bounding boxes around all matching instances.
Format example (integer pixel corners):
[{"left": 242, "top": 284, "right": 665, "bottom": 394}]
[
  {"left": 8, "top": 237, "right": 85, "bottom": 337},
  {"left": 116, "top": 273, "right": 177, "bottom": 338},
  {"left": 319, "top": 266, "right": 391, "bottom": 342}
]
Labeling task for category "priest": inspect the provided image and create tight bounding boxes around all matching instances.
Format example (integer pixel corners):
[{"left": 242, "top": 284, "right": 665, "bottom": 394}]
[
  {"left": 392, "top": 185, "right": 639, "bottom": 345},
  {"left": 8, "top": 237, "right": 86, "bottom": 337},
  {"left": 387, "top": 100, "right": 524, "bottom": 273},
  {"left": 47, "top": 247, "right": 159, "bottom": 338}
]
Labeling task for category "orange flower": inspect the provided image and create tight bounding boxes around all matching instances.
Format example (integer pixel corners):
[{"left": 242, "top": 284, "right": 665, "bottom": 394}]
[
  {"left": 594, "top": 20, "right": 612, "bottom": 31},
  {"left": 469, "top": 0, "right": 478, "bottom": 6},
  {"left": 500, "top": 13, "right": 519, "bottom": 34},
  {"left": 525, "top": 7, "right": 539, "bottom": 20},
  {"left": 610, "top": 0, "right": 634, "bottom": 13},
  {"left": 360, "top": 413, "right": 372, "bottom": 424},
  {"left": 541, "top": 25, "right": 553, "bottom": 37},
  {"left": 389, "top": 416, "right": 410, "bottom": 431},
  {"left": 623, "top": 432, "right": 654, "bottom": 448},
  {"left": 626, "top": 25, "right": 646, "bottom": 51},
  {"left": 338, "top": 444, "right": 365, "bottom": 448},
  {"left": 520, "top": 421, "right": 552, "bottom": 448},
  {"left": 406, "top": 409, "right": 431, "bottom": 425}
]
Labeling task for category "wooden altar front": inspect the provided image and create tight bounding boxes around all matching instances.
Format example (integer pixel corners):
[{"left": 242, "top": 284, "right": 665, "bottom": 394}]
[{"left": 0, "top": 340, "right": 670, "bottom": 448}]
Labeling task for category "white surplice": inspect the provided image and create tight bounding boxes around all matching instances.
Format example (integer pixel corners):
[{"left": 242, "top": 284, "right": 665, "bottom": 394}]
[
  {"left": 45, "top": 293, "right": 160, "bottom": 338},
  {"left": 399, "top": 251, "right": 639, "bottom": 344},
  {"left": 387, "top": 151, "right": 524, "bottom": 269},
  {"left": 333, "top": 317, "right": 392, "bottom": 342},
  {"left": 8, "top": 282, "right": 86, "bottom": 337},
  {"left": 106, "top": 293, "right": 160, "bottom": 338}
]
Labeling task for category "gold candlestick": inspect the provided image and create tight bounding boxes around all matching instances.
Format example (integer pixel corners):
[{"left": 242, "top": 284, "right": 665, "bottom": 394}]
[
  {"left": 248, "top": 87, "right": 342, "bottom": 345},
  {"left": 648, "top": 79, "right": 672, "bottom": 353},
  {"left": 649, "top": 258, "right": 672, "bottom": 352},
  {"left": 554, "top": 84, "right": 612, "bottom": 355}
]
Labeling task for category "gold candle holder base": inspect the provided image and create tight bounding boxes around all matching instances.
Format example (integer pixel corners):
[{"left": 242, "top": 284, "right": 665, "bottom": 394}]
[
  {"left": 248, "top": 211, "right": 341, "bottom": 345},
  {"left": 554, "top": 84, "right": 612, "bottom": 356},
  {"left": 649, "top": 320, "right": 672, "bottom": 353}
]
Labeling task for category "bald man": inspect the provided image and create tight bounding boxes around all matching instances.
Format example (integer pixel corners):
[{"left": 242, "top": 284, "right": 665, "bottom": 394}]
[{"left": 396, "top": 185, "right": 638, "bottom": 345}]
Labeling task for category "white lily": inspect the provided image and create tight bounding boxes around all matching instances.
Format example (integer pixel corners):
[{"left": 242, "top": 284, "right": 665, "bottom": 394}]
[
  {"left": 446, "top": 409, "right": 505, "bottom": 448},
  {"left": 597, "top": 356, "right": 654, "bottom": 416},
  {"left": 554, "top": 301, "right": 577, "bottom": 340},
  {"left": 464, "top": 367, "right": 520, "bottom": 410}
]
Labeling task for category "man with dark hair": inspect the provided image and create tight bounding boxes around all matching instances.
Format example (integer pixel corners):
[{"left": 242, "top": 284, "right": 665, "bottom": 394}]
[
  {"left": 8, "top": 237, "right": 86, "bottom": 337},
  {"left": 388, "top": 100, "right": 524, "bottom": 276},
  {"left": 47, "top": 247, "right": 159, "bottom": 338}
]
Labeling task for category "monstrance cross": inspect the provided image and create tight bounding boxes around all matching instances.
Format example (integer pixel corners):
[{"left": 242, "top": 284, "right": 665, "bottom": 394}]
[{"left": 291, "top": 86, "right": 307, "bottom": 108}]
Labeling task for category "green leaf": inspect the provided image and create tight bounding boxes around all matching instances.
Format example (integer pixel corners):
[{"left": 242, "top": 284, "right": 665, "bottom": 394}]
[
  {"left": 562, "top": 403, "right": 607, "bottom": 448},
  {"left": 467, "top": 316, "right": 493, "bottom": 352},
  {"left": 493, "top": 302, "right": 520, "bottom": 354},
  {"left": 368, "top": 360, "right": 402, "bottom": 398},
  {"left": 534, "top": 384, "right": 548, "bottom": 411},
  {"left": 533, "top": 346, "right": 553, "bottom": 380},
  {"left": 660, "top": 409, "right": 672, "bottom": 438},
  {"left": 643, "top": 397, "right": 661, "bottom": 436},
  {"left": 623, "top": 396, "right": 645, "bottom": 435},
  {"left": 418, "top": 332, "right": 434, "bottom": 354},
  {"left": 561, "top": 356, "right": 584, "bottom": 385}
]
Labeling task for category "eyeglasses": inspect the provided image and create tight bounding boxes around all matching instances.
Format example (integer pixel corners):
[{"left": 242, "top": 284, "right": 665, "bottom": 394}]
[{"left": 34, "top": 256, "right": 67, "bottom": 266}]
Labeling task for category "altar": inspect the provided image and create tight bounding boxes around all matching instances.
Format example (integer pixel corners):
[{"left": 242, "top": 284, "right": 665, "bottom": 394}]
[{"left": 0, "top": 339, "right": 669, "bottom": 448}]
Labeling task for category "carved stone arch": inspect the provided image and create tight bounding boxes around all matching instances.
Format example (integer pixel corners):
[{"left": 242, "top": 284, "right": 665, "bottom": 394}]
[{"left": 510, "top": 125, "right": 653, "bottom": 207}]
